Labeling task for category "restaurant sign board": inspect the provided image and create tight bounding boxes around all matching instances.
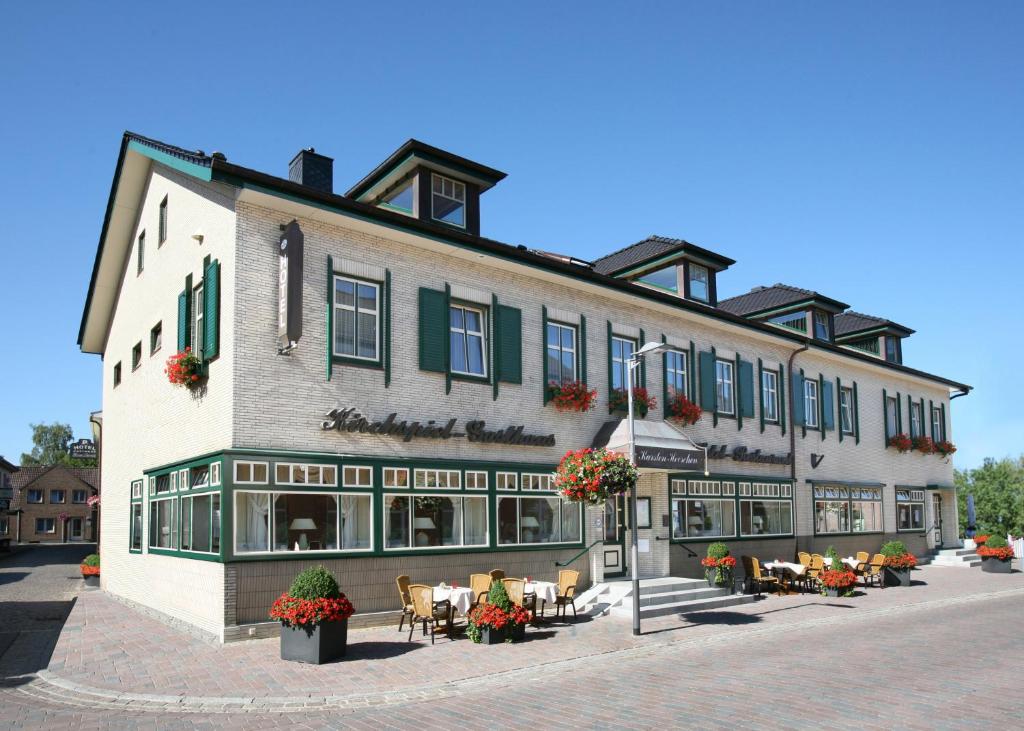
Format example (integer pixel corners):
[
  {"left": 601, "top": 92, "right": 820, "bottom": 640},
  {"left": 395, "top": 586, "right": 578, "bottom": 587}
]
[
  {"left": 68, "top": 439, "right": 98, "bottom": 461},
  {"left": 320, "top": 407, "right": 556, "bottom": 447},
  {"left": 633, "top": 446, "right": 706, "bottom": 472}
]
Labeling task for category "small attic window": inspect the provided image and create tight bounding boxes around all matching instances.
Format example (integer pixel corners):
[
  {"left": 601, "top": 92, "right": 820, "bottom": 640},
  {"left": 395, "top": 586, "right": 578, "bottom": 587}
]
[
  {"left": 688, "top": 263, "right": 710, "bottom": 302},
  {"left": 768, "top": 311, "right": 808, "bottom": 333},
  {"left": 380, "top": 179, "right": 416, "bottom": 216},
  {"left": 432, "top": 174, "right": 465, "bottom": 228},
  {"left": 813, "top": 311, "right": 831, "bottom": 340},
  {"left": 637, "top": 265, "right": 678, "bottom": 292}
]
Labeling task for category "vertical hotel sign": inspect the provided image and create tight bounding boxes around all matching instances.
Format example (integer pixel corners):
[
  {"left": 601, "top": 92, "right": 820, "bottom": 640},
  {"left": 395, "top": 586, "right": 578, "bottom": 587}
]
[{"left": 278, "top": 220, "right": 304, "bottom": 348}]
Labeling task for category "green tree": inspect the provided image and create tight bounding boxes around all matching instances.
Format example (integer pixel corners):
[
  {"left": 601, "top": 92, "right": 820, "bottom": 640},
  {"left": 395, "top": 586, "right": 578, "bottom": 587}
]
[
  {"left": 956, "top": 456, "right": 1024, "bottom": 537},
  {"left": 19, "top": 422, "right": 97, "bottom": 468}
]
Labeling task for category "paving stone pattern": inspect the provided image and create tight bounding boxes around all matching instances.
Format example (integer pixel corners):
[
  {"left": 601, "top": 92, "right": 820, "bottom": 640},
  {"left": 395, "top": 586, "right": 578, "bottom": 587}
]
[{"left": 1, "top": 548, "right": 1022, "bottom": 729}]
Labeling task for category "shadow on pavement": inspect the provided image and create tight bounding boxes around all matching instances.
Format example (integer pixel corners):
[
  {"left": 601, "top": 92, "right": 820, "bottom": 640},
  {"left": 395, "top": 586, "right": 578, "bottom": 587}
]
[
  {"left": 678, "top": 610, "right": 762, "bottom": 626},
  {"left": 342, "top": 640, "right": 427, "bottom": 660},
  {"left": 0, "top": 573, "right": 29, "bottom": 587},
  {"left": 0, "top": 598, "right": 78, "bottom": 685}
]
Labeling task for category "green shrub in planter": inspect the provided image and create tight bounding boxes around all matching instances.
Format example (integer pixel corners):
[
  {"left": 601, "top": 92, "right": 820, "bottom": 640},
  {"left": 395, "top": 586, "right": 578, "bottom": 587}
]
[
  {"left": 880, "top": 540, "right": 908, "bottom": 558},
  {"left": 289, "top": 565, "right": 341, "bottom": 600},
  {"left": 985, "top": 535, "right": 1009, "bottom": 549},
  {"left": 707, "top": 542, "right": 729, "bottom": 560},
  {"left": 82, "top": 554, "right": 100, "bottom": 568}
]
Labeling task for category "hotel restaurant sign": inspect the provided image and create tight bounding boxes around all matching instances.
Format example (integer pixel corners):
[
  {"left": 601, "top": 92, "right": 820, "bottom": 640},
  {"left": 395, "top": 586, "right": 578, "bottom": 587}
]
[{"left": 320, "top": 407, "right": 556, "bottom": 447}]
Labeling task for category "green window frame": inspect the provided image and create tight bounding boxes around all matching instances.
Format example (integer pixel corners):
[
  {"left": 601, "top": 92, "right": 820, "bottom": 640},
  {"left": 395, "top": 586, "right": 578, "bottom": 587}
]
[
  {"left": 814, "top": 485, "right": 883, "bottom": 535},
  {"left": 669, "top": 476, "right": 793, "bottom": 542},
  {"left": 332, "top": 273, "right": 382, "bottom": 364},
  {"left": 159, "top": 196, "right": 168, "bottom": 244},
  {"left": 137, "top": 230, "right": 145, "bottom": 275}
]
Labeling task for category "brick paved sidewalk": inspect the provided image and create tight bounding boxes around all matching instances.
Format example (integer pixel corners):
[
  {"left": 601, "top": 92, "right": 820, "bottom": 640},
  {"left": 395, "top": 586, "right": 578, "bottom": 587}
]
[{"left": 35, "top": 564, "right": 1024, "bottom": 702}]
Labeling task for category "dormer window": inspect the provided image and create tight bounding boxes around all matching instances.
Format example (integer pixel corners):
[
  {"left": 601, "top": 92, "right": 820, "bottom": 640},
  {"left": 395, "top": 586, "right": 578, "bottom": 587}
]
[
  {"left": 432, "top": 174, "right": 466, "bottom": 228},
  {"left": 813, "top": 311, "right": 831, "bottom": 341},
  {"left": 380, "top": 179, "right": 416, "bottom": 216},
  {"left": 885, "top": 336, "right": 902, "bottom": 364},
  {"left": 638, "top": 265, "right": 678, "bottom": 292},
  {"left": 688, "top": 263, "right": 710, "bottom": 303},
  {"left": 768, "top": 311, "right": 808, "bottom": 333}
]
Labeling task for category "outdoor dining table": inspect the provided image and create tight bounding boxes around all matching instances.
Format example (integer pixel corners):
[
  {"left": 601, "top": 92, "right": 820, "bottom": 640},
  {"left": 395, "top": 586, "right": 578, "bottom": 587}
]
[
  {"left": 432, "top": 585, "right": 476, "bottom": 617},
  {"left": 524, "top": 580, "right": 559, "bottom": 607},
  {"left": 763, "top": 561, "right": 805, "bottom": 595},
  {"left": 823, "top": 557, "right": 862, "bottom": 571}
]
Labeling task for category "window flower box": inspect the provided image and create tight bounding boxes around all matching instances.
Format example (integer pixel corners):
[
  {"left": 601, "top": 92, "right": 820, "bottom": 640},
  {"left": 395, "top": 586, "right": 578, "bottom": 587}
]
[
  {"left": 270, "top": 567, "right": 355, "bottom": 664},
  {"left": 887, "top": 434, "right": 912, "bottom": 453},
  {"left": 667, "top": 393, "right": 702, "bottom": 426},
  {"left": 912, "top": 436, "right": 935, "bottom": 455},
  {"left": 608, "top": 387, "right": 656, "bottom": 418},
  {"left": 933, "top": 440, "right": 957, "bottom": 457},
  {"left": 546, "top": 381, "right": 597, "bottom": 412},
  {"left": 165, "top": 347, "right": 205, "bottom": 388}
]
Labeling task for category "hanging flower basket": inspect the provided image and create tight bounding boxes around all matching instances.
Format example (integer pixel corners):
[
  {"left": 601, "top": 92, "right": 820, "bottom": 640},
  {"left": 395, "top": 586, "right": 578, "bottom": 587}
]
[
  {"left": 546, "top": 381, "right": 597, "bottom": 412},
  {"left": 934, "top": 440, "right": 957, "bottom": 457},
  {"left": 667, "top": 392, "right": 702, "bottom": 426},
  {"left": 608, "top": 387, "right": 656, "bottom": 418},
  {"left": 912, "top": 436, "right": 935, "bottom": 455},
  {"left": 165, "top": 347, "right": 205, "bottom": 388},
  {"left": 554, "top": 448, "right": 638, "bottom": 506},
  {"left": 86, "top": 494, "right": 100, "bottom": 508},
  {"left": 887, "top": 434, "right": 912, "bottom": 453}
]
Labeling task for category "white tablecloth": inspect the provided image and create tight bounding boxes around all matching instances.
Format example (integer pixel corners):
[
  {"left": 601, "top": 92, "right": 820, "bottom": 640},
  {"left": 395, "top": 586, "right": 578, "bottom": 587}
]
[
  {"left": 433, "top": 586, "right": 475, "bottom": 615},
  {"left": 822, "top": 557, "right": 861, "bottom": 570},
  {"left": 525, "top": 581, "right": 559, "bottom": 605},
  {"left": 764, "top": 561, "right": 806, "bottom": 576}
]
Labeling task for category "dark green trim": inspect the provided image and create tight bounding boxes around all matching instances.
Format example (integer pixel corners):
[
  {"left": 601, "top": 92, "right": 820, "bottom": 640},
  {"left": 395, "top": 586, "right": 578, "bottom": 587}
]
[
  {"left": 384, "top": 269, "right": 392, "bottom": 387},
  {"left": 606, "top": 320, "right": 613, "bottom": 398},
  {"left": 940, "top": 402, "right": 946, "bottom": 442},
  {"left": 666, "top": 472, "right": 795, "bottom": 543},
  {"left": 444, "top": 283, "right": 452, "bottom": 394},
  {"left": 758, "top": 358, "right": 765, "bottom": 433},
  {"left": 492, "top": 294, "right": 500, "bottom": 401},
  {"left": 326, "top": 255, "right": 333, "bottom": 381},
  {"left": 883, "top": 388, "right": 889, "bottom": 444},
  {"left": 800, "top": 369, "right": 807, "bottom": 438},
  {"left": 853, "top": 381, "right": 860, "bottom": 444},
  {"left": 735, "top": 352, "right": 742, "bottom": 431},
  {"left": 579, "top": 315, "right": 588, "bottom": 387},
  {"left": 896, "top": 391, "right": 903, "bottom": 434},
  {"left": 542, "top": 306, "right": 550, "bottom": 404},
  {"left": 331, "top": 355, "right": 384, "bottom": 370},
  {"left": 819, "top": 373, "right": 826, "bottom": 442},
  {"left": 778, "top": 362, "right": 786, "bottom": 436},
  {"left": 661, "top": 334, "right": 669, "bottom": 418},
  {"left": 689, "top": 341, "right": 696, "bottom": 405},
  {"left": 837, "top": 377, "right": 843, "bottom": 442},
  {"left": 638, "top": 328, "right": 647, "bottom": 390},
  {"left": 805, "top": 478, "right": 885, "bottom": 487}
]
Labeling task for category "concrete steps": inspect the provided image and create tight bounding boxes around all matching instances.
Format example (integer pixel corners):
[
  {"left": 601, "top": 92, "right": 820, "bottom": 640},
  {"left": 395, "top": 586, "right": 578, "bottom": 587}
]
[
  {"left": 602, "top": 577, "right": 756, "bottom": 620},
  {"left": 928, "top": 547, "right": 981, "bottom": 568}
]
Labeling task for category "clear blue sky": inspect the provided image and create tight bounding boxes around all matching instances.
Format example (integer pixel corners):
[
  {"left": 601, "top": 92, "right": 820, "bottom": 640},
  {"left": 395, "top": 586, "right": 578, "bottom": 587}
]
[{"left": 1, "top": 2, "right": 1020, "bottom": 469}]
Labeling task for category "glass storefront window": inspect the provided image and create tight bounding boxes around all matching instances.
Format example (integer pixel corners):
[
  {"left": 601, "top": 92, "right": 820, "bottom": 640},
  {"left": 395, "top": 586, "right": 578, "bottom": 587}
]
[
  {"left": 740, "top": 500, "right": 793, "bottom": 536},
  {"left": 498, "top": 496, "right": 580, "bottom": 545},
  {"left": 234, "top": 491, "right": 370, "bottom": 554},
  {"left": 672, "top": 499, "right": 735, "bottom": 539},
  {"left": 384, "top": 494, "right": 487, "bottom": 549}
]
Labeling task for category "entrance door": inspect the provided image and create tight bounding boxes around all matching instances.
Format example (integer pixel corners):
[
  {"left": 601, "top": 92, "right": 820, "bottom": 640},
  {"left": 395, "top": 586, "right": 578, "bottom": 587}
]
[
  {"left": 931, "top": 494, "right": 943, "bottom": 549},
  {"left": 602, "top": 494, "right": 627, "bottom": 578},
  {"left": 68, "top": 518, "right": 83, "bottom": 542}
]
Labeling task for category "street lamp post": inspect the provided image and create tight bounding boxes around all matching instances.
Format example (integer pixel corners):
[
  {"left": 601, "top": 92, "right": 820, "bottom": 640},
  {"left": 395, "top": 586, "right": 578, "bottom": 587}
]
[{"left": 626, "top": 341, "right": 670, "bottom": 636}]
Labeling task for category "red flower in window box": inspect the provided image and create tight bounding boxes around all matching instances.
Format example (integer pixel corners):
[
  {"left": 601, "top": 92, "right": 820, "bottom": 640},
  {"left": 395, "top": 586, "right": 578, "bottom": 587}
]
[
  {"left": 667, "top": 392, "right": 702, "bottom": 426},
  {"left": 608, "top": 387, "right": 657, "bottom": 418},
  {"left": 934, "top": 440, "right": 957, "bottom": 457},
  {"left": 912, "top": 436, "right": 936, "bottom": 455},
  {"left": 546, "top": 381, "right": 597, "bottom": 412},
  {"left": 165, "top": 348, "right": 205, "bottom": 388},
  {"left": 888, "top": 433, "right": 912, "bottom": 453}
]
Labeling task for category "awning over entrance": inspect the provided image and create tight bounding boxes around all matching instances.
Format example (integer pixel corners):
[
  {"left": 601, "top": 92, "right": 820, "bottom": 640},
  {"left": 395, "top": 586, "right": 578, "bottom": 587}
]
[{"left": 591, "top": 419, "right": 707, "bottom": 472}]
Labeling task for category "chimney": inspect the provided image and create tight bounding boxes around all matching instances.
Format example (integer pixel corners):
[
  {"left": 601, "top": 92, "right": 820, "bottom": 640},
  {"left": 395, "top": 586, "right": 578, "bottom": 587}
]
[{"left": 288, "top": 148, "right": 333, "bottom": 194}]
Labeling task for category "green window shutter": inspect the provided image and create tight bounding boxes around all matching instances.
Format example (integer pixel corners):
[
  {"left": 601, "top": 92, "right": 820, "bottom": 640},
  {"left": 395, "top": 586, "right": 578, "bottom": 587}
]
[
  {"left": 177, "top": 290, "right": 188, "bottom": 351},
  {"left": 418, "top": 287, "right": 448, "bottom": 375},
  {"left": 929, "top": 399, "right": 935, "bottom": 440},
  {"left": 778, "top": 362, "right": 786, "bottom": 436},
  {"left": 882, "top": 388, "right": 889, "bottom": 443},
  {"left": 606, "top": 321, "right": 613, "bottom": 398},
  {"left": 853, "top": 381, "right": 860, "bottom": 444},
  {"left": 579, "top": 315, "right": 587, "bottom": 387},
  {"left": 698, "top": 351, "right": 716, "bottom": 411},
  {"left": 836, "top": 377, "right": 843, "bottom": 442},
  {"left": 492, "top": 295, "right": 500, "bottom": 400},
  {"left": 203, "top": 259, "right": 220, "bottom": 360},
  {"left": 541, "top": 306, "right": 550, "bottom": 404},
  {"left": 821, "top": 377, "right": 835, "bottom": 432},
  {"left": 638, "top": 328, "right": 647, "bottom": 389},
  {"left": 758, "top": 358, "right": 765, "bottom": 433},
  {"left": 384, "top": 269, "right": 391, "bottom": 388},
  {"left": 920, "top": 397, "right": 926, "bottom": 439},
  {"left": 907, "top": 394, "right": 913, "bottom": 437},
  {"left": 896, "top": 392, "right": 903, "bottom": 434},
  {"left": 326, "top": 256, "right": 333, "bottom": 381},
  {"left": 688, "top": 341, "right": 696, "bottom": 403},
  {"left": 792, "top": 371, "right": 805, "bottom": 427},
  {"left": 738, "top": 358, "right": 755, "bottom": 420},
  {"left": 495, "top": 304, "right": 522, "bottom": 384},
  {"left": 661, "top": 334, "right": 669, "bottom": 419},
  {"left": 940, "top": 402, "right": 947, "bottom": 441}
]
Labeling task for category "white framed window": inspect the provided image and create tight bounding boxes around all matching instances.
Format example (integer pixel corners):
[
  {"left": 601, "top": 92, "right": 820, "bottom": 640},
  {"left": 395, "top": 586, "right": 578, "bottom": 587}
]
[
  {"left": 910, "top": 401, "right": 923, "bottom": 439},
  {"left": 671, "top": 479, "right": 686, "bottom": 495},
  {"left": 192, "top": 282, "right": 205, "bottom": 357},
  {"left": 688, "top": 263, "right": 710, "bottom": 302},
  {"left": 131, "top": 480, "right": 143, "bottom": 499},
  {"left": 715, "top": 360, "right": 735, "bottom": 415},
  {"left": 210, "top": 462, "right": 222, "bottom": 487},
  {"left": 154, "top": 474, "right": 171, "bottom": 495},
  {"left": 751, "top": 482, "right": 780, "bottom": 497},
  {"left": 385, "top": 493, "right": 487, "bottom": 549},
  {"left": 414, "top": 469, "right": 461, "bottom": 489},
  {"left": 886, "top": 396, "right": 899, "bottom": 437},
  {"left": 36, "top": 518, "right": 56, "bottom": 534},
  {"left": 521, "top": 473, "right": 555, "bottom": 491},
  {"left": 27, "top": 489, "right": 43, "bottom": 504},
  {"left": 234, "top": 461, "right": 269, "bottom": 485},
  {"left": 738, "top": 482, "right": 751, "bottom": 497},
  {"left": 149, "top": 496, "right": 178, "bottom": 550},
  {"left": 343, "top": 466, "right": 373, "bottom": 488},
  {"left": 233, "top": 490, "right": 372, "bottom": 554},
  {"left": 496, "top": 472, "right": 518, "bottom": 491},
  {"left": 190, "top": 466, "right": 210, "bottom": 489},
  {"left": 178, "top": 468, "right": 189, "bottom": 491},
  {"left": 130, "top": 503, "right": 143, "bottom": 551},
  {"left": 804, "top": 379, "right": 819, "bottom": 428},
  {"left": 762, "top": 369, "right": 779, "bottom": 422},
  {"left": 50, "top": 490, "right": 66, "bottom": 504},
  {"left": 380, "top": 178, "right": 416, "bottom": 216},
  {"left": 333, "top": 275, "right": 380, "bottom": 361},
  {"left": 450, "top": 304, "right": 487, "bottom": 377},
  {"left": 383, "top": 467, "right": 409, "bottom": 488},
  {"left": 840, "top": 387, "right": 854, "bottom": 435},
  {"left": 611, "top": 336, "right": 636, "bottom": 391},
  {"left": 931, "top": 407, "right": 944, "bottom": 441},
  {"left": 497, "top": 496, "right": 581, "bottom": 545},
  {"left": 672, "top": 499, "right": 735, "bottom": 539},
  {"left": 431, "top": 173, "right": 466, "bottom": 228},
  {"left": 274, "top": 463, "right": 338, "bottom": 487},
  {"left": 687, "top": 480, "right": 721, "bottom": 496},
  {"left": 721, "top": 481, "right": 736, "bottom": 496},
  {"left": 148, "top": 476, "right": 156, "bottom": 496},
  {"left": 740, "top": 500, "right": 793, "bottom": 536},
  {"left": 546, "top": 322, "right": 578, "bottom": 385},
  {"left": 170, "top": 471, "right": 178, "bottom": 492},
  {"left": 813, "top": 311, "right": 830, "bottom": 340},
  {"left": 896, "top": 489, "right": 926, "bottom": 531},
  {"left": 665, "top": 350, "right": 688, "bottom": 399},
  {"left": 181, "top": 493, "right": 221, "bottom": 554},
  {"left": 465, "top": 471, "right": 488, "bottom": 489}
]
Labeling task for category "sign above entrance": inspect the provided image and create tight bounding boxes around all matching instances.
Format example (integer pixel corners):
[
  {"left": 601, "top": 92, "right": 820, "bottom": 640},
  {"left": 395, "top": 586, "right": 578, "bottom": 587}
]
[
  {"left": 634, "top": 446, "right": 706, "bottom": 472},
  {"left": 703, "top": 444, "right": 792, "bottom": 466},
  {"left": 320, "top": 407, "right": 556, "bottom": 447}
]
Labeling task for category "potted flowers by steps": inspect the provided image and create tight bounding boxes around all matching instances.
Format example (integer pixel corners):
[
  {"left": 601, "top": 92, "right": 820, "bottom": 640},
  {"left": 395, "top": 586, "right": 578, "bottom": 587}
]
[
  {"left": 546, "top": 381, "right": 598, "bottom": 413},
  {"left": 880, "top": 541, "right": 917, "bottom": 587},
  {"left": 554, "top": 447, "right": 639, "bottom": 506},
  {"left": 270, "top": 566, "right": 355, "bottom": 665},
  {"left": 80, "top": 554, "right": 100, "bottom": 588},
  {"left": 700, "top": 542, "right": 736, "bottom": 590},
  {"left": 819, "top": 547, "right": 857, "bottom": 598},
  {"left": 977, "top": 535, "right": 1014, "bottom": 574},
  {"left": 608, "top": 387, "right": 657, "bottom": 418},
  {"left": 467, "top": 580, "right": 531, "bottom": 644}
]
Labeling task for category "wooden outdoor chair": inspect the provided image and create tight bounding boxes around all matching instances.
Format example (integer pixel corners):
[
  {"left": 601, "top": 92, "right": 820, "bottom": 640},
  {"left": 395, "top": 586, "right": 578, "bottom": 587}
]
[
  {"left": 742, "top": 556, "right": 780, "bottom": 597},
  {"left": 864, "top": 553, "right": 886, "bottom": 589},
  {"left": 469, "top": 573, "right": 491, "bottom": 610},
  {"left": 396, "top": 574, "right": 414, "bottom": 632},
  {"left": 502, "top": 578, "right": 537, "bottom": 616},
  {"left": 406, "top": 584, "right": 452, "bottom": 644},
  {"left": 547, "top": 569, "right": 579, "bottom": 620},
  {"left": 806, "top": 554, "right": 825, "bottom": 591},
  {"left": 852, "top": 551, "right": 870, "bottom": 581},
  {"left": 488, "top": 569, "right": 505, "bottom": 581}
]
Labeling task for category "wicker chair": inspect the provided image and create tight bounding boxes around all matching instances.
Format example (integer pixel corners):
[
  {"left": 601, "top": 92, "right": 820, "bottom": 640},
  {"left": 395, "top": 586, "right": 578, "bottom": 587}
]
[
  {"left": 502, "top": 578, "right": 537, "bottom": 616},
  {"left": 852, "top": 551, "right": 870, "bottom": 582},
  {"left": 396, "top": 574, "right": 414, "bottom": 632},
  {"left": 806, "top": 554, "right": 825, "bottom": 591},
  {"left": 548, "top": 569, "right": 579, "bottom": 620},
  {"left": 469, "top": 573, "right": 491, "bottom": 610},
  {"left": 794, "top": 552, "right": 813, "bottom": 592},
  {"left": 864, "top": 553, "right": 886, "bottom": 589},
  {"left": 488, "top": 569, "right": 505, "bottom": 581},
  {"left": 742, "top": 556, "right": 780, "bottom": 597},
  {"left": 406, "top": 584, "right": 452, "bottom": 644}
]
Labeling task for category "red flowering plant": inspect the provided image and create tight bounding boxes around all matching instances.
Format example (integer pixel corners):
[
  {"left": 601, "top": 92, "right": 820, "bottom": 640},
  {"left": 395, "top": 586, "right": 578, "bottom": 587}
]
[
  {"left": 977, "top": 536, "right": 1013, "bottom": 561},
  {"left": 888, "top": 433, "right": 913, "bottom": 453},
  {"left": 86, "top": 494, "right": 100, "bottom": 508},
  {"left": 819, "top": 547, "right": 857, "bottom": 596},
  {"left": 703, "top": 543, "right": 735, "bottom": 586},
  {"left": 973, "top": 534, "right": 990, "bottom": 547},
  {"left": 912, "top": 436, "right": 935, "bottom": 455},
  {"left": 667, "top": 392, "right": 702, "bottom": 426},
  {"left": 880, "top": 540, "right": 917, "bottom": 571},
  {"left": 467, "top": 579, "right": 530, "bottom": 643},
  {"left": 80, "top": 553, "right": 100, "bottom": 577},
  {"left": 165, "top": 347, "right": 204, "bottom": 387},
  {"left": 269, "top": 566, "right": 355, "bottom": 630},
  {"left": 554, "top": 448, "right": 638, "bottom": 506},
  {"left": 934, "top": 440, "right": 957, "bottom": 457},
  {"left": 547, "top": 380, "right": 598, "bottom": 412},
  {"left": 608, "top": 387, "right": 657, "bottom": 418}
]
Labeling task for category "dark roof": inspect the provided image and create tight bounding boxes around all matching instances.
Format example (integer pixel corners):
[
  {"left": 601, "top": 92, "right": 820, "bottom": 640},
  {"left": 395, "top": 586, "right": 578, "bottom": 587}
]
[
  {"left": 718, "top": 284, "right": 850, "bottom": 317},
  {"left": 593, "top": 235, "right": 735, "bottom": 276},
  {"left": 834, "top": 311, "right": 915, "bottom": 338},
  {"left": 0, "top": 456, "right": 17, "bottom": 473},
  {"left": 345, "top": 138, "right": 507, "bottom": 200},
  {"left": 10, "top": 465, "right": 99, "bottom": 509},
  {"left": 79, "top": 132, "right": 972, "bottom": 394}
]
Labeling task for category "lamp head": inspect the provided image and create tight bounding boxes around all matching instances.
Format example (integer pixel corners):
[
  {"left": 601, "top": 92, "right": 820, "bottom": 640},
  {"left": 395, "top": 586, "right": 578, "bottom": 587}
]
[{"left": 636, "top": 341, "right": 671, "bottom": 358}]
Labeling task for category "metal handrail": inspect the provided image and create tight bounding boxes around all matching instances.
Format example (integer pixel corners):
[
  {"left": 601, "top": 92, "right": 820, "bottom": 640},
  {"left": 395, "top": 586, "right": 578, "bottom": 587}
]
[{"left": 556, "top": 539, "right": 603, "bottom": 567}]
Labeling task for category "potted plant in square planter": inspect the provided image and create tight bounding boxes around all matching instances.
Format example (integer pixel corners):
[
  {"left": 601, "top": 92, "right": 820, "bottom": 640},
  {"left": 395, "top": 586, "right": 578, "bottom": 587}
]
[
  {"left": 701, "top": 542, "right": 736, "bottom": 589},
  {"left": 977, "top": 535, "right": 1014, "bottom": 574},
  {"left": 80, "top": 554, "right": 100, "bottom": 588},
  {"left": 880, "top": 541, "right": 917, "bottom": 587},
  {"left": 467, "top": 580, "right": 531, "bottom": 644},
  {"left": 819, "top": 547, "right": 857, "bottom": 598},
  {"left": 270, "top": 566, "right": 355, "bottom": 664}
]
